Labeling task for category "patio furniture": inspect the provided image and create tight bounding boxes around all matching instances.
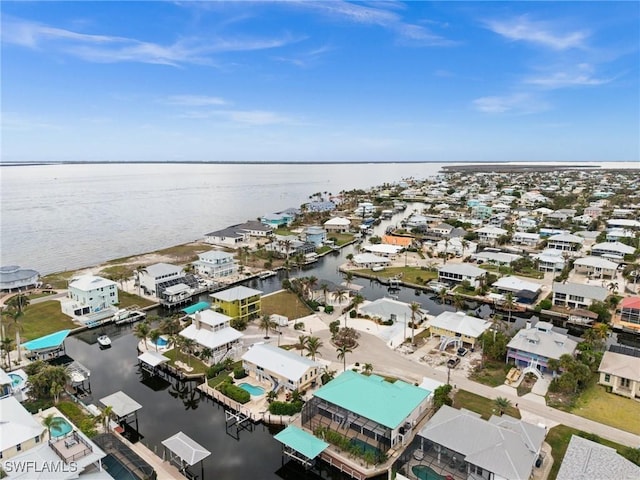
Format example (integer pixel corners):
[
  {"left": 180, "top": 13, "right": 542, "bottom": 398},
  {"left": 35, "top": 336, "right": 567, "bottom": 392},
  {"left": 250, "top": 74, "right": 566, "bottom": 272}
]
[{"left": 413, "top": 449, "right": 425, "bottom": 461}]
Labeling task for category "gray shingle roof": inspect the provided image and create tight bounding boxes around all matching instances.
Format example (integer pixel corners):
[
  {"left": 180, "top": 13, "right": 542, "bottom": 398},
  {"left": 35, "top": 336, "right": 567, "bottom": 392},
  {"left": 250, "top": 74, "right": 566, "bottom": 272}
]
[{"left": 552, "top": 282, "right": 608, "bottom": 301}]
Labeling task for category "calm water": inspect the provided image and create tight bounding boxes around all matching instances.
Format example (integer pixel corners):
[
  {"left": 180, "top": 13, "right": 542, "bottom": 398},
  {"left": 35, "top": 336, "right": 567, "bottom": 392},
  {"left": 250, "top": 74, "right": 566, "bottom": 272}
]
[{"left": 1, "top": 162, "right": 446, "bottom": 274}]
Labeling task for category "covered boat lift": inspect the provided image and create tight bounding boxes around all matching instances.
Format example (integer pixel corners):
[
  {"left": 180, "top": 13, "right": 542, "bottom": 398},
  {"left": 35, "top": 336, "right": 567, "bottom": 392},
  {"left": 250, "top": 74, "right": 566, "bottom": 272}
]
[
  {"left": 162, "top": 431, "right": 211, "bottom": 479},
  {"left": 100, "top": 391, "right": 142, "bottom": 442},
  {"left": 274, "top": 425, "right": 329, "bottom": 468},
  {"left": 138, "top": 350, "right": 170, "bottom": 375}
]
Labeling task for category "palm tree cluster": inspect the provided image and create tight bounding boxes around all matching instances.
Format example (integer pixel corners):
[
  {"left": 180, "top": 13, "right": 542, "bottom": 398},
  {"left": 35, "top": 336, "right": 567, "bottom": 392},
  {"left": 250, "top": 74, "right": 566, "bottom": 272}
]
[
  {"left": 2, "top": 293, "right": 31, "bottom": 363},
  {"left": 293, "top": 335, "right": 324, "bottom": 361},
  {"left": 24, "top": 360, "right": 70, "bottom": 402}
]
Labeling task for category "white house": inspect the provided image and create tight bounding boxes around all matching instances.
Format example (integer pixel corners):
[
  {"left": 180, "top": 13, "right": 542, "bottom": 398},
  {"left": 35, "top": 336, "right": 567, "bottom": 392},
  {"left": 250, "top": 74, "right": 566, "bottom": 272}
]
[
  {"left": 512, "top": 232, "right": 540, "bottom": 247},
  {"left": 179, "top": 310, "right": 243, "bottom": 364},
  {"left": 591, "top": 241, "right": 635, "bottom": 259},
  {"left": 193, "top": 250, "right": 238, "bottom": 279},
  {"left": 476, "top": 226, "right": 507, "bottom": 245},
  {"left": 437, "top": 264, "right": 487, "bottom": 288},
  {"left": 552, "top": 282, "right": 608, "bottom": 309},
  {"left": 323, "top": 217, "right": 351, "bottom": 233},
  {"left": 547, "top": 233, "right": 584, "bottom": 252},
  {"left": 573, "top": 256, "right": 619, "bottom": 279},
  {"left": 62, "top": 274, "right": 118, "bottom": 317},
  {"left": 352, "top": 253, "right": 391, "bottom": 268},
  {"left": 139, "top": 263, "right": 184, "bottom": 297},
  {"left": 428, "top": 311, "right": 491, "bottom": 349},
  {"left": 242, "top": 343, "right": 322, "bottom": 393}
]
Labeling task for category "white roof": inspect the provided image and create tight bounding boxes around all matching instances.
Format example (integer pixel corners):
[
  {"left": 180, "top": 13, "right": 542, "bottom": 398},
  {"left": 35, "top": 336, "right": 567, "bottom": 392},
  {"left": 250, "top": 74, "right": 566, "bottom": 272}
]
[
  {"left": 198, "top": 250, "right": 234, "bottom": 261},
  {"left": 557, "top": 435, "right": 640, "bottom": 480},
  {"left": 359, "top": 298, "right": 428, "bottom": 320},
  {"left": 0, "top": 397, "right": 44, "bottom": 451},
  {"left": 353, "top": 253, "right": 391, "bottom": 265},
  {"left": 164, "top": 283, "right": 191, "bottom": 295},
  {"left": 162, "top": 431, "right": 211, "bottom": 466},
  {"left": 242, "top": 343, "right": 320, "bottom": 382},
  {"left": 324, "top": 217, "right": 351, "bottom": 226},
  {"left": 553, "top": 282, "right": 608, "bottom": 302},
  {"left": 573, "top": 256, "right": 619, "bottom": 269},
  {"left": 476, "top": 226, "right": 508, "bottom": 235},
  {"left": 69, "top": 274, "right": 115, "bottom": 291},
  {"left": 606, "top": 218, "right": 640, "bottom": 228},
  {"left": 513, "top": 232, "right": 540, "bottom": 240},
  {"left": 179, "top": 323, "right": 243, "bottom": 350},
  {"left": 598, "top": 351, "right": 640, "bottom": 382},
  {"left": 0, "top": 368, "right": 11, "bottom": 385},
  {"left": 492, "top": 276, "right": 542, "bottom": 293},
  {"left": 418, "top": 377, "right": 445, "bottom": 396},
  {"left": 592, "top": 241, "right": 635, "bottom": 255},
  {"left": 548, "top": 233, "right": 584, "bottom": 244},
  {"left": 438, "top": 263, "right": 486, "bottom": 278},
  {"left": 362, "top": 244, "right": 403, "bottom": 255},
  {"left": 100, "top": 391, "right": 142, "bottom": 418},
  {"left": 429, "top": 311, "right": 491, "bottom": 339},
  {"left": 210, "top": 285, "right": 262, "bottom": 302},
  {"left": 474, "top": 251, "right": 521, "bottom": 264},
  {"left": 138, "top": 351, "right": 170, "bottom": 368},
  {"left": 145, "top": 262, "right": 183, "bottom": 278},
  {"left": 507, "top": 324, "right": 577, "bottom": 360},
  {"left": 190, "top": 309, "right": 233, "bottom": 327}
]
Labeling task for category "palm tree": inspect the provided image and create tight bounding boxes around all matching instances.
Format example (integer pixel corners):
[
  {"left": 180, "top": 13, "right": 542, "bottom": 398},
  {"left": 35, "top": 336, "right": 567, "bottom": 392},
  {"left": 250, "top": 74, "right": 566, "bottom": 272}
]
[
  {"left": 50, "top": 382, "right": 64, "bottom": 404},
  {"left": 453, "top": 294, "right": 466, "bottom": 311},
  {"left": 259, "top": 314, "right": 276, "bottom": 339},
  {"left": 503, "top": 292, "right": 516, "bottom": 323},
  {"left": 363, "top": 363, "right": 373, "bottom": 375},
  {"left": 351, "top": 293, "right": 365, "bottom": 316},
  {"left": 1, "top": 337, "right": 13, "bottom": 368},
  {"left": 409, "top": 301, "right": 422, "bottom": 345},
  {"left": 305, "top": 336, "right": 323, "bottom": 361},
  {"left": 344, "top": 271, "right": 354, "bottom": 289},
  {"left": 307, "top": 276, "right": 318, "bottom": 299},
  {"left": 320, "top": 283, "right": 329, "bottom": 304},
  {"left": 134, "top": 266, "right": 148, "bottom": 296},
  {"left": 200, "top": 347, "right": 213, "bottom": 365},
  {"left": 336, "top": 345, "right": 352, "bottom": 372},
  {"left": 6, "top": 308, "right": 24, "bottom": 362},
  {"left": 332, "top": 289, "right": 348, "bottom": 306},
  {"left": 607, "top": 281, "right": 619, "bottom": 295},
  {"left": 438, "top": 287, "right": 448, "bottom": 305},
  {"left": 294, "top": 335, "right": 308, "bottom": 356},
  {"left": 461, "top": 239, "right": 470, "bottom": 258},
  {"left": 43, "top": 414, "right": 64, "bottom": 439},
  {"left": 494, "top": 396, "right": 511, "bottom": 416},
  {"left": 148, "top": 329, "right": 161, "bottom": 352},
  {"left": 182, "top": 338, "right": 197, "bottom": 366},
  {"left": 266, "top": 390, "right": 277, "bottom": 403},
  {"left": 133, "top": 321, "right": 151, "bottom": 347},
  {"left": 99, "top": 405, "right": 114, "bottom": 432},
  {"left": 7, "top": 294, "right": 30, "bottom": 314}
]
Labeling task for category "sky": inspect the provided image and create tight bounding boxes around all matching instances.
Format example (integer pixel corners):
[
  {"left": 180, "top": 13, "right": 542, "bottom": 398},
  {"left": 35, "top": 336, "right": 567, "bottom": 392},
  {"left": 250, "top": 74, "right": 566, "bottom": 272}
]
[{"left": 1, "top": 1, "right": 639, "bottom": 163}]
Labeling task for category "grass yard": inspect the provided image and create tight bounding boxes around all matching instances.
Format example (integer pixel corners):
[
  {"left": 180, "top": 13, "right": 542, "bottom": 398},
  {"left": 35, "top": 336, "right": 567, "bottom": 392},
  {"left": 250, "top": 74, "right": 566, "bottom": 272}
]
[
  {"left": 453, "top": 389, "right": 521, "bottom": 420},
  {"left": 571, "top": 384, "right": 640, "bottom": 435},
  {"left": 353, "top": 266, "right": 437, "bottom": 286},
  {"left": 40, "top": 271, "right": 76, "bottom": 289},
  {"left": 470, "top": 359, "right": 510, "bottom": 387},
  {"left": 106, "top": 242, "right": 210, "bottom": 265},
  {"left": 328, "top": 233, "right": 355, "bottom": 246},
  {"left": 118, "top": 290, "right": 155, "bottom": 308},
  {"left": 262, "top": 291, "right": 313, "bottom": 320},
  {"left": 1, "top": 301, "right": 78, "bottom": 341},
  {"left": 546, "top": 425, "right": 639, "bottom": 480},
  {"left": 164, "top": 348, "right": 209, "bottom": 376}
]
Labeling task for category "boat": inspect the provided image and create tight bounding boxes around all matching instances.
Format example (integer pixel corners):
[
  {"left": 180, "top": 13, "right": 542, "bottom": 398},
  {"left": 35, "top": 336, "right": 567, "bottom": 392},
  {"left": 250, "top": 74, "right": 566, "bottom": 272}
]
[
  {"left": 112, "top": 306, "right": 146, "bottom": 325},
  {"left": 259, "top": 270, "right": 277, "bottom": 279},
  {"left": 97, "top": 335, "right": 111, "bottom": 348}
]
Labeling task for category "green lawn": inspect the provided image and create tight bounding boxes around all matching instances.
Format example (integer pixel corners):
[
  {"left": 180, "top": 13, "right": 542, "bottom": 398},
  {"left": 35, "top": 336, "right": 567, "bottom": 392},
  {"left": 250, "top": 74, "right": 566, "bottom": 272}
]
[
  {"left": 39, "top": 271, "right": 75, "bottom": 289},
  {"left": 117, "top": 290, "right": 155, "bottom": 308},
  {"left": 1, "top": 301, "right": 78, "bottom": 341},
  {"left": 262, "top": 291, "right": 313, "bottom": 320},
  {"left": 546, "top": 425, "right": 639, "bottom": 480},
  {"left": 352, "top": 267, "right": 437, "bottom": 286},
  {"left": 163, "top": 348, "right": 209, "bottom": 376},
  {"left": 470, "top": 360, "right": 510, "bottom": 387},
  {"left": 571, "top": 384, "right": 640, "bottom": 435},
  {"left": 453, "top": 389, "right": 521, "bottom": 419},
  {"left": 328, "top": 233, "right": 355, "bottom": 246}
]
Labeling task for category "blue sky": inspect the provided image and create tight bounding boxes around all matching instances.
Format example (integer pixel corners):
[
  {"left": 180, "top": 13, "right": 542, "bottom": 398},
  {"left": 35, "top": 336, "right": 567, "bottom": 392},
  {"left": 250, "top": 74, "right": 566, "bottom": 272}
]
[{"left": 2, "top": 1, "right": 638, "bottom": 163}]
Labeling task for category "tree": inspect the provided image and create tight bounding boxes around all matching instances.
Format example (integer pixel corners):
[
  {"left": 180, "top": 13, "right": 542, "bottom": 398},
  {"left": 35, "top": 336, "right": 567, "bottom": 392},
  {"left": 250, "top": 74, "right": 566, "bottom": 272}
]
[
  {"left": 607, "top": 281, "right": 619, "bottom": 295},
  {"left": 320, "top": 283, "right": 329, "bottom": 303},
  {"left": 336, "top": 345, "right": 352, "bottom": 372},
  {"left": 182, "top": 338, "right": 197, "bottom": 366},
  {"left": 1, "top": 337, "right": 13, "bottom": 368},
  {"left": 28, "top": 364, "right": 69, "bottom": 400},
  {"left": 148, "top": 329, "right": 161, "bottom": 352},
  {"left": 409, "top": 301, "right": 422, "bottom": 345},
  {"left": 362, "top": 363, "right": 373, "bottom": 375},
  {"left": 503, "top": 292, "right": 516, "bottom": 323},
  {"left": 453, "top": 294, "right": 466, "bottom": 311},
  {"left": 494, "top": 396, "right": 511, "bottom": 416},
  {"left": 433, "top": 384, "right": 453, "bottom": 410},
  {"left": 133, "top": 321, "right": 151, "bottom": 346},
  {"left": 200, "top": 347, "right": 213, "bottom": 364},
  {"left": 344, "top": 271, "right": 354, "bottom": 289},
  {"left": 43, "top": 414, "right": 63, "bottom": 439},
  {"left": 438, "top": 288, "right": 448, "bottom": 305},
  {"left": 294, "top": 335, "right": 308, "bottom": 356},
  {"left": 134, "top": 266, "right": 148, "bottom": 296},
  {"left": 7, "top": 294, "right": 30, "bottom": 314},
  {"left": 305, "top": 336, "right": 323, "bottom": 361},
  {"left": 50, "top": 382, "right": 64, "bottom": 404},
  {"left": 351, "top": 293, "right": 365, "bottom": 317},
  {"left": 99, "top": 405, "right": 114, "bottom": 432},
  {"left": 259, "top": 314, "right": 276, "bottom": 339},
  {"left": 266, "top": 390, "right": 277, "bottom": 403}
]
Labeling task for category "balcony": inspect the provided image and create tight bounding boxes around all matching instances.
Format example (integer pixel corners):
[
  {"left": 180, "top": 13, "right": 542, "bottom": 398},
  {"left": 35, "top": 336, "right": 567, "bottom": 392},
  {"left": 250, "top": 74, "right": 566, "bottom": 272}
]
[{"left": 50, "top": 431, "right": 93, "bottom": 463}]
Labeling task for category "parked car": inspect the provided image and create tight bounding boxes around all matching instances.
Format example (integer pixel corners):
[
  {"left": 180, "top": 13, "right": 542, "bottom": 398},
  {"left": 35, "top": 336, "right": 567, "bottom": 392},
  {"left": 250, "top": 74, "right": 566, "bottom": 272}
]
[
  {"left": 447, "top": 357, "right": 461, "bottom": 369},
  {"left": 457, "top": 347, "right": 468, "bottom": 357}
]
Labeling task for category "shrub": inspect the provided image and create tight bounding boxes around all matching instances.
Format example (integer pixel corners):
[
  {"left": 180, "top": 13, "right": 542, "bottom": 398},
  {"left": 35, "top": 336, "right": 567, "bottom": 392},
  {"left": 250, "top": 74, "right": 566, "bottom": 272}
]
[
  {"left": 268, "top": 401, "right": 303, "bottom": 415},
  {"left": 233, "top": 367, "right": 247, "bottom": 379},
  {"left": 231, "top": 318, "right": 248, "bottom": 330},
  {"left": 349, "top": 310, "right": 357, "bottom": 318},
  {"left": 329, "top": 320, "right": 340, "bottom": 336},
  {"left": 294, "top": 322, "right": 305, "bottom": 330},
  {"left": 206, "top": 363, "right": 227, "bottom": 379},
  {"left": 324, "top": 305, "right": 334, "bottom": 314},
  {"left": 217, "top": 380, "right": 250, "bottom": 404}
]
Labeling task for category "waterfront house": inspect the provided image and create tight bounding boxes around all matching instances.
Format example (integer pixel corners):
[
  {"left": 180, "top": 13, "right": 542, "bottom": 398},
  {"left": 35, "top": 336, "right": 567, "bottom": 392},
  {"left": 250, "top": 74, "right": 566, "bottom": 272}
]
[
  {"left": 552, "top": 282, "right": 608, "bottom": 309},
  {"left": 0, "top": 396, "right": 44, "bottom": 459},
  {"left": 352, "top": 253, "right": 391, "bottom": 269},
  {"left": 417, "top": 405, "right": 546, "bottom": 480},
  {"left": 193, "top": 250, "right": 238, "bottom": 279},
  {"left": 138, "top": 263, "right": 185, "bottom": 297},
  {"left": 204, "top": 221, "right": 273, "bottom": 248},
  {"left": 533, "top": 249, "right": 566, "bottom": 272},
  {"left": 242, "top": 343, "right": 321, "bottom": 393},
  {"left": 597, "top": 347, "right": 640, "bottom": 399},
  {"left": 306, "top": 200, "right": 336, "bottom": 213},
  {"left": 362, "top": 244, "right": 403, "bottom": 257},
  {"left": 354, "top": 202, "right": 375, "bottom": 217},
  {"left": 303, "top": 226, "right": 326, "bottom": 246},
  {"left": 512, "top": 232, "right": 540, "bottom": 247},
  {"left": 260, "top": 209, "right": 298, "bottom": 228},
  {"left": 590, "top": 241, "right": 635, "bottom": 259},
  {"left": 323, "top": 217, "right": 351, "bottom": 233},
  {"left": 358, "top": 298, "right": 428, "bottom": 347},
  {"left": 437, "top": 264, "right": 486, "bottom": 288},
  {"left": 506, "top": 321, "right": 577, "bottom": 374},
  {"left": 556, "top": 435, "right": 640, "bottom": 480},
  {"left": 382, "top": 235, "right": 413, "bottom": 248},
  {"left": 301, "top": 371, "right": 431, "bottom": 453},
  {"left": 266, "top": 235, "right": 316, "bottom": 258},
  {"left": 0, "top": 265, "right": 40, "bottom": 292},
  {"left": 475, "top": 226, "right": 507, "bottom": 246},
  {"left": 428, "top": 311, "right": 491, "bottom": 349},
  {"left": 617, "top": 297, "right": 640, "bottom": 331},
  {"left": 472, "top": 250, "right": 521, "bottom": 266},
  {"left": 430, "top": 223, "right": 455, "bottom": 237},
  {"left": 210, "top": 286, "right": 262, "bottom": 324},
  {"left": 434, "top": 238, "right": 477, "bottom": 257},
  {"left": 573, "top": 256, "right": 618, "bottom": 279},
  {"left": 546, "top": 233, "right": 584, "bottom": 252},
  {"left": 491, "top": 276, "right": 541, "bottom": 304},
  {"left": 179, "top": 310, "right": 243, "bottom": 364},
  {"left": 61, "top": 274, "right": 118, "bottom": 317}
]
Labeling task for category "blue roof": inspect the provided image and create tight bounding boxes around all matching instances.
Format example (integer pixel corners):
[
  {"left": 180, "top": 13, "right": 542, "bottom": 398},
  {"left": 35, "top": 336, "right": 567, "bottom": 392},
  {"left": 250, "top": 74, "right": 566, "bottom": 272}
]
[
  {"left": 181, "top": 302, "right": 210, "bottom": 314},
  {"left": 22, "top": 329, "right": 71, "bottom": 351},
  {"left": 274, "top": 425, "right": 329, "bottom": 460}
]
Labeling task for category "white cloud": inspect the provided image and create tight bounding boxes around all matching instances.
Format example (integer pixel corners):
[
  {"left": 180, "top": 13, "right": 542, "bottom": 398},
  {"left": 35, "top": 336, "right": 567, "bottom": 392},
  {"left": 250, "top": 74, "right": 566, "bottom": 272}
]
[
  {"left": 484, "top": 15, "right": 588, "bottom": 50},
  {"left": 472, "top": 93, "right": 549, "bottom": 115},
  {"left": 1, "top": 16, "right": 297, "bottom": 66},
  {"left": 165, "top": 95, "right": 228, "bottom": 107},
  {"left": 524, "top": 64, "right": 614, "bottom": 88}
]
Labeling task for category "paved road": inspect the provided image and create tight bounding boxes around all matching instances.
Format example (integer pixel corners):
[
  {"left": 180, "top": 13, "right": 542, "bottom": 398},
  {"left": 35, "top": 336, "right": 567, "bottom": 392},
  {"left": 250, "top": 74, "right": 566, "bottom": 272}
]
[{"left": 301, "top": 323, "right": 640, "bottom": 448}]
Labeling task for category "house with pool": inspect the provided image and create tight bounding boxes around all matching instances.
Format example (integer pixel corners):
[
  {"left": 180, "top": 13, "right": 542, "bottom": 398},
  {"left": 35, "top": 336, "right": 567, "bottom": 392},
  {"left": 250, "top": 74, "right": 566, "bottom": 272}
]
[
  {"left": 242, "top": 343, "right": 321, "bottom": 394},
  {"left": 210, "top": 286, "right": 262, "bottom": 325},
  {"left": 179, "top": 310, "right": 244, "bottom": 364}
]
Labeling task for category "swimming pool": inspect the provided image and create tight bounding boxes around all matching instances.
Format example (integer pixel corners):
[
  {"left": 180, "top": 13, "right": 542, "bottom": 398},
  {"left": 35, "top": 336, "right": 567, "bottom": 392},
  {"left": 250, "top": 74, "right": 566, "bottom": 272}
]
[
  {"left": 152, "top": 336, "right": 169, "bottom": 347},
  {"left": 50, "top": 417, "right": 73, "bottom": 438},
  {"left": 238, "top": 382, "right": 265, "bottom": 396},
  {"left": 8, "top": 370, "right": 27, "bottom": 390},
  {"left": 412, "top": 465, "right": 444, "bottom": 480},
  {"left": 9, "top": 373, "right": 23, "bottom": 387}
]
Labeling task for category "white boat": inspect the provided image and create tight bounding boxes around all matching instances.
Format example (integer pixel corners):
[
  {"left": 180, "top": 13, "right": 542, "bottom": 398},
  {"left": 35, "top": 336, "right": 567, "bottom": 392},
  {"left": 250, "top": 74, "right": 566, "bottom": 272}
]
[
  {"left": 259, "top": 270, "right": 277, "bottom": 279},
  {"left": 97, "top": 335, "right": 111, "bottom": 347}
]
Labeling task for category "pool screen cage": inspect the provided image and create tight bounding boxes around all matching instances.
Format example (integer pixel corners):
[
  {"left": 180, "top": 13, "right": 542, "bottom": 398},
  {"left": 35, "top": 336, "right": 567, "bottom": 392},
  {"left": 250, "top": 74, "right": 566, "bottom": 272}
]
[
  {"left": 301, "top": 397, "right": 391, "bottom": 458},
  {"left": 93, "top": 433, "right": 157, "bottom": 480}
]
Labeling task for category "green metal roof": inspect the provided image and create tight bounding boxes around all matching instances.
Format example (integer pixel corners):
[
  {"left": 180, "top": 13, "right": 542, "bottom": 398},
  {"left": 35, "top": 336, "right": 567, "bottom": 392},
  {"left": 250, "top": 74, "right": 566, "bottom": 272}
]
[
  {"left": 21, "top": 329, "right": 71, "bottom": 351},
  {"left": 274, "top": 425, "right": 329, "bottom": 460},
  {"left": 313, "top": 371, "right": 429, "bottom": 429},
  {"left": 181, "top": 302, "right": 210, "bottom": 314}
]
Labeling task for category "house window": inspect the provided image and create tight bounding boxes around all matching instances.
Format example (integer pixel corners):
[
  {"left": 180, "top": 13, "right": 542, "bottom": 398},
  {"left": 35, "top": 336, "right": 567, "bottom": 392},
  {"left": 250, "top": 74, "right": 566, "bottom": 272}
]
[
  {"left": 604, "top": 374, "right": 610, "bottom": 383},
  {"left": 35, "top": 435, "right": 40, "bottom": 443},
  {"left": 16, "top": 443, "right": 22, "bottom": 452},
  {"left": 620, "top": 378, "right": 631, "bottom": 389}
]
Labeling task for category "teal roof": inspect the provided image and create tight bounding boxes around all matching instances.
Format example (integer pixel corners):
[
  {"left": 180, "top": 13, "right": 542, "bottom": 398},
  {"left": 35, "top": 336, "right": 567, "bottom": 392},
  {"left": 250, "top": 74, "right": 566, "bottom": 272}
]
[
  {"left": 22, "top": 329, "right": 71, "bottom": 351},
  {"left": 181, "top": 302, "right": 210, "bottom": 314},
  {"left": 274, "top": 425, "right": 329, "bottom": 460},
  {"left": 314, "top": 371, "right": 429, "bottom": 429}
]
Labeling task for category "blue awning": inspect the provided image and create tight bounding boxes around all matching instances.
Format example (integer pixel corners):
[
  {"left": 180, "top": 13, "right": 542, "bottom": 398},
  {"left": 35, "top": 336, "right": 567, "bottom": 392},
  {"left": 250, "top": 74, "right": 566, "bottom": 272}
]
[
  {"left": 274, "top": 425, "right": 329, "bottom": 460},
  {"left": 181, "top": 302, "right": 210, "bottom": 315},
  {"left": 22, "top": 329, "right": 71, "bottom": 351}
]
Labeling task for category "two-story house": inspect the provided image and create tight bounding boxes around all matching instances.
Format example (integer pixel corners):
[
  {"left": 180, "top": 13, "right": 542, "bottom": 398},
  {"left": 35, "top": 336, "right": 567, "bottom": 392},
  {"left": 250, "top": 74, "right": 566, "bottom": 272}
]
[
  {"left": 193, "top": 250, "right": 238, "bottom": 279},
  {"left": 210, "top": 286, "right": 262, "bottom": 325},
  {"left": 428, "top": 311, "right": 491, "bottom": 349},
  {"left": 475, "top": 226, "right": 507, "bottom": 246},
  {"left": 139, "top": 263, "right": 185, "bottom": 298},
  {"left": 598, "top": 346, "right": 640, "bottom": 399},
  {"left": 552, "top": 282, "right": 608, "bottom": 309},
  {"left": 61, "top": 274, "right": 118, "bottom": 317},
  {"left": 438, "top": 264, "right": 487, "bottom": 288},
  {"left": 546, "top": 233, "right": 584, "bottom": 252},
  {"left": 179, "top": 310, "right": 243, "bottom": 364},
  {"left": 506, "top": 321, "right": 577, "bottom": 374}
]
